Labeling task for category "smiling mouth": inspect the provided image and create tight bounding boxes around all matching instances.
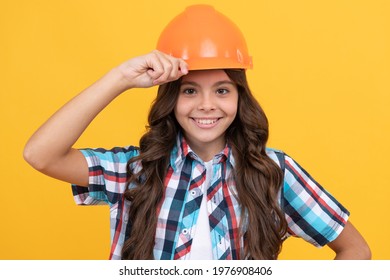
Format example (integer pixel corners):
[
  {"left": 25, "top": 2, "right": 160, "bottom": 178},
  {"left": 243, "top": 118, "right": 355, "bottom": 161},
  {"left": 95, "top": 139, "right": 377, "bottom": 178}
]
[
  {"left": 193, "top": 118, "right": 220, "bottom": 125},
  {"left": 191, "top": 118, "right": 221, "bottom": 127}
]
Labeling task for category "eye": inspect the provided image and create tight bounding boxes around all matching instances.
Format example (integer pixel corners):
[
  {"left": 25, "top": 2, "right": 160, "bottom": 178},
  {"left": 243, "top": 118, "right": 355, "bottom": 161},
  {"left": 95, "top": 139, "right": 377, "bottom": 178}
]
[
  {"left": 182, "top": 88, "right": 196, "bottom": 95},
  {"left": 216, "top": 88, "right": 229, "bottom": 95}
]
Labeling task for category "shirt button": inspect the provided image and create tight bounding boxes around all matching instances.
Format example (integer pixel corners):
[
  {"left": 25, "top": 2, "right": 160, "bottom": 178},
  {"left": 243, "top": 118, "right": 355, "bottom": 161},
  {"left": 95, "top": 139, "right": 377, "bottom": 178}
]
[
  {"left": 182, "top": 228, "right": 189, "bottom": 235},
  {"left": 190, "top": 190, "right": 197, "bottom": 196}
]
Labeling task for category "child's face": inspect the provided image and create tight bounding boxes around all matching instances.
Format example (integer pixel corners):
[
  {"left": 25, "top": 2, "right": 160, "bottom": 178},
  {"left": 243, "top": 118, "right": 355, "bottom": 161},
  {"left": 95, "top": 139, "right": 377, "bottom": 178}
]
[{"left": 174, "top": 69, "right": 238, "bottom": 159}]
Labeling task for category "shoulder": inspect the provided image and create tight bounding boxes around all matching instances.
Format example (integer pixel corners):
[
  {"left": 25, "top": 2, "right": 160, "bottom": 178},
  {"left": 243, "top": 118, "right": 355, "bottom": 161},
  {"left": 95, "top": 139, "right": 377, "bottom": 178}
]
[
  {"left": 266, "top": 148, "right": 307, "bottom": 172},
  {"left": 266, "top": 147, "right": 285, "bottom": 157},
  {"left": 266, "top": 148, "right": 286, "bottom": 169}
]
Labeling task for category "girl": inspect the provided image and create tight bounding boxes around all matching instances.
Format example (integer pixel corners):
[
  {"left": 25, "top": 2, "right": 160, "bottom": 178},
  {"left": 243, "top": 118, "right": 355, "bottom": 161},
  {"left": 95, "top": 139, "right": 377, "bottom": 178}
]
[{"left": 23, "top": 5, "right": 371, "bottom": 260}]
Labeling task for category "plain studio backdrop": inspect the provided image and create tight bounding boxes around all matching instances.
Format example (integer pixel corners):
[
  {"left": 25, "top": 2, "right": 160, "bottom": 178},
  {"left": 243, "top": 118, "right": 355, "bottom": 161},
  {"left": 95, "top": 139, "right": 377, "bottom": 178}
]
[{"left": 1, "top": 0, "right": 389, "bottom": 260}]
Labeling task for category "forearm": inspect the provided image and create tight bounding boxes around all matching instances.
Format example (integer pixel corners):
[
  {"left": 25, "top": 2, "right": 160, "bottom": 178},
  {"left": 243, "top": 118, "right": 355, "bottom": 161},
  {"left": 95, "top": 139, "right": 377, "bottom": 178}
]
[{"left": 24, "top": 67, "right": 129, "bottom": 169}]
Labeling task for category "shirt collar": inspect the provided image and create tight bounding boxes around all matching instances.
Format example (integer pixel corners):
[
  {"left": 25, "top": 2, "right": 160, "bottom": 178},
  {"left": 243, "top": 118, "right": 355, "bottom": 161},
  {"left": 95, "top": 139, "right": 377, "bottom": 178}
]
[{"left": 170, "top": 132, "right": 235, "bottom": 172}]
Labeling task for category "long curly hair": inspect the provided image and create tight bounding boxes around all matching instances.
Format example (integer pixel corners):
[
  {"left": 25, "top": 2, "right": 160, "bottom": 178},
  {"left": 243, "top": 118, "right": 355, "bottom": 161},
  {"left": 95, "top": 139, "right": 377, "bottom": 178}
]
[{"left": 121, "top": 69, "right": 287, "bottom": 259}]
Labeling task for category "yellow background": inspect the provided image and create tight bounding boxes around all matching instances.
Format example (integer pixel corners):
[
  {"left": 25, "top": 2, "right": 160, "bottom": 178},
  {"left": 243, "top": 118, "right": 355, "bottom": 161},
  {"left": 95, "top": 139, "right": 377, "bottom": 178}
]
[{"left": 1, "top": 0, "right": 389, "bottom": 259}]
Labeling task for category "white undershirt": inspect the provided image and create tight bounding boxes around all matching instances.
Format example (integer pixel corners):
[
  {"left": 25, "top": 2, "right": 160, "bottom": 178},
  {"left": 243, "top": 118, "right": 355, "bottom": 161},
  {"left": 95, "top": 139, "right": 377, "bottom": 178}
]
[{"left": 189, "top": 160, "right": 214, "bottom": 260}]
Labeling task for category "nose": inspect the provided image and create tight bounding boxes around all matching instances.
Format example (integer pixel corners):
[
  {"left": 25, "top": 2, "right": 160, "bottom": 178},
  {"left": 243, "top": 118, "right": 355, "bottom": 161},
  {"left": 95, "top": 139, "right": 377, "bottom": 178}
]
[{"left": 197, "top": 91, "right": 216, "bottom": 111}]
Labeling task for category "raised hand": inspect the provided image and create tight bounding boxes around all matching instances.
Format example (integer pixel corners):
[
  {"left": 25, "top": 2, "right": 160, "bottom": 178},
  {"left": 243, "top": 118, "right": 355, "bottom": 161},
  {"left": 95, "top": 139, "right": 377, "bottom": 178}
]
[{"left": 117, "top": 50, "right": 188, "bottom": 89}]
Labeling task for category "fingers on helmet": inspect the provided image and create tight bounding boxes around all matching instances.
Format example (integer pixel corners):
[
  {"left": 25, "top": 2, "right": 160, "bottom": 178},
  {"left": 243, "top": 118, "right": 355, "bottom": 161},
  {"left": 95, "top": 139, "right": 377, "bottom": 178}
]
[{"left": 150, "top": 51, "right": 187, "bottom": 85}]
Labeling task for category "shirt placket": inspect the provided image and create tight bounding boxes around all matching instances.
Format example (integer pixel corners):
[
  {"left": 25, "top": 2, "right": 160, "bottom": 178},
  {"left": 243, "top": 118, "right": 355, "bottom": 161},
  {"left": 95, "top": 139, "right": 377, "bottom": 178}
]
[
  {"left": 174, "top": 158, "right": 206, "bottom": 259},
  {"left": 207, "top": 159, "right": 232, "bottom": 259}
]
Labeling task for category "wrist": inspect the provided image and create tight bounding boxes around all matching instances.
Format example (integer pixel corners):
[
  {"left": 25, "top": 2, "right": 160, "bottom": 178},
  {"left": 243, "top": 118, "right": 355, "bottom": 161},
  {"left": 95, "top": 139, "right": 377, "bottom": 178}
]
[{"left": 105, "top": 67, "right": 134, "bottom": 94}]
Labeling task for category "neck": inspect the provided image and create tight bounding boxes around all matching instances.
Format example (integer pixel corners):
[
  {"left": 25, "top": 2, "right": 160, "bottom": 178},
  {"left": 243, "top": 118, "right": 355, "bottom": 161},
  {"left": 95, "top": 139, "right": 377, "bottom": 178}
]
[{"left": 185, "top": 139, "right": 225, "bottom": 162}]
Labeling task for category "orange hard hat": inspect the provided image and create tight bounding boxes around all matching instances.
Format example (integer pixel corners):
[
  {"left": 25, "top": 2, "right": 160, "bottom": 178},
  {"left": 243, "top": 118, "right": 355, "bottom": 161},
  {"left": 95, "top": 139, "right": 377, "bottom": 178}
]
[{"left": 156, "top": 5, "right": 253, "bottom": 70}]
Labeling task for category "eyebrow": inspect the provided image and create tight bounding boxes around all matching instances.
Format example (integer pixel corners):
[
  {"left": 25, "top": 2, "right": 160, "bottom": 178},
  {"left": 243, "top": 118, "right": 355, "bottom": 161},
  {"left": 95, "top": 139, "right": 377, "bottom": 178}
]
[{"left": 180, "top": 80, "right": 236, "bottom": 87}]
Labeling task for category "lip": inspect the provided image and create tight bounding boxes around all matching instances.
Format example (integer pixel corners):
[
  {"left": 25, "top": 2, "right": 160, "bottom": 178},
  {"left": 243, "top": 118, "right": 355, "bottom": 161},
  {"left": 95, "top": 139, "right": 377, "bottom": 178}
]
[{"left": 191, "top": 117, "right": 221, "bottom": 128}]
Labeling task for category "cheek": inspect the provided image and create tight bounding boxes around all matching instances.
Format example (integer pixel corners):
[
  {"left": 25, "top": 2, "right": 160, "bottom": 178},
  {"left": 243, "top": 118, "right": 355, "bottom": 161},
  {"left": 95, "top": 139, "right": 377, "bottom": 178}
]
[
  {"left": 229, "top": 107, "right": 238, "bottom": 120},
  {"left": 174, "top": 99, "right": 187, "bottom": 120},
  {"left": 224, "top": 97, "right": 239, "bottom": 117},
  {"left": 173, "top": 107, "right": 180, "bottom": 122}
]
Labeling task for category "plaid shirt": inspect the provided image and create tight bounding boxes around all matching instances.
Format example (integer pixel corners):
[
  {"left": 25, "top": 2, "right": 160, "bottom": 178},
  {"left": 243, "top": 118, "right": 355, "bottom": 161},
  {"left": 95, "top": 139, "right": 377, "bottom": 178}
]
[{"left": 72, "top": 134, "right": 349, "bottom": 260}]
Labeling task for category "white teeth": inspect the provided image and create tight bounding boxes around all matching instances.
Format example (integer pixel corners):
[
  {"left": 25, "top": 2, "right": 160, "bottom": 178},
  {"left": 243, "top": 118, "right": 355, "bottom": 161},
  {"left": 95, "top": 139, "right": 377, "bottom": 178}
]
[{"left": 196, "top": 119, "right": 217, "bottom": 125}]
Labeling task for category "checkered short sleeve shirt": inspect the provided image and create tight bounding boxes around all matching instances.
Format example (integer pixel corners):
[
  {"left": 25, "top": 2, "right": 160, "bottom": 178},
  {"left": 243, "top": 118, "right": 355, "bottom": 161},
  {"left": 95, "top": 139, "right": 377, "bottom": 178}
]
[{"left": 72, "top": 135, "right": 349, "bottom": 260}]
